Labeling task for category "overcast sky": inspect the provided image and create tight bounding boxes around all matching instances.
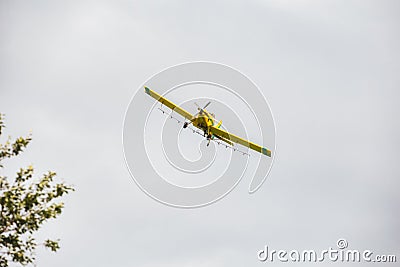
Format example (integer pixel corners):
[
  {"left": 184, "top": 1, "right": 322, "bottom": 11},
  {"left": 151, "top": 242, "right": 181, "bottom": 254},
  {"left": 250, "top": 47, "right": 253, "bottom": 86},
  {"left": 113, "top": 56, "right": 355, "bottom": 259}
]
[{"left": 1, "top": 0, "right": 399, "bottom": 266}]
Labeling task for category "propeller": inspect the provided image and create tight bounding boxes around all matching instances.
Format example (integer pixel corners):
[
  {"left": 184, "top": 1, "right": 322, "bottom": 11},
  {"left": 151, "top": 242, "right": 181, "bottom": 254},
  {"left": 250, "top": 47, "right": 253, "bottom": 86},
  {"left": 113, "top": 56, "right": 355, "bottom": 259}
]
[
  {"left": 194, "top": 101, "right": 211, "bottom": 112},
  {"left": 203, "top": 101, "right": 211, "bottom": 109}
]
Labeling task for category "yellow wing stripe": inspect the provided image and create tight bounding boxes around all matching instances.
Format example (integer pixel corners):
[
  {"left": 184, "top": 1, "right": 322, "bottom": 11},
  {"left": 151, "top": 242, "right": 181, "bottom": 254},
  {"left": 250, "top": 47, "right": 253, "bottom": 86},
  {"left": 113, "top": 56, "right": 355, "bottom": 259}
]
[
  {"left": 144, "top": 87, "right": 193, "bottom": 120},
  {"left": 210, "top": 126, "right": 272, "bottom": 157}
]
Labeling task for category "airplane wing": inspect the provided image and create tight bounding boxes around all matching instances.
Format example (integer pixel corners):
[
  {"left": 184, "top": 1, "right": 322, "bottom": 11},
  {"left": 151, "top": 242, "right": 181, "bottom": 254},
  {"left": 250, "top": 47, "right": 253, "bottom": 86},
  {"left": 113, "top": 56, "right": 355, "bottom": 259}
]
[
  {"left": 144, "top": 87, "right": 193, "bottom": 120},
  {"left": 214, "top": 134, "right": 234, "bottom": 146},
  {"left": 210, "top": 125, "right": 272, "bottom": 157}
]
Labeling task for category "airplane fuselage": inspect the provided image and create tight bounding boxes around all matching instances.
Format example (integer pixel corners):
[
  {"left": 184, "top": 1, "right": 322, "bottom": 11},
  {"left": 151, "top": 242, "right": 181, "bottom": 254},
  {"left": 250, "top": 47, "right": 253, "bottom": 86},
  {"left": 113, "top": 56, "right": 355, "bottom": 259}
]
[
  {"left": 183, "top": 109, "right": 219, "bottom": 142},
  {"left": 192, "top": 113, "right": 215, "bottom": 136}
]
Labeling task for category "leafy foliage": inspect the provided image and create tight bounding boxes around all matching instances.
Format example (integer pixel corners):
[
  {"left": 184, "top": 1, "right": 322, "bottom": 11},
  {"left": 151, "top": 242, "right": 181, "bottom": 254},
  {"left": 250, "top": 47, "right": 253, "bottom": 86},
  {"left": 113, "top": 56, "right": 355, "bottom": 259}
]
[{"left": 0, "top": 114, "right": 74, "bottom": 266}]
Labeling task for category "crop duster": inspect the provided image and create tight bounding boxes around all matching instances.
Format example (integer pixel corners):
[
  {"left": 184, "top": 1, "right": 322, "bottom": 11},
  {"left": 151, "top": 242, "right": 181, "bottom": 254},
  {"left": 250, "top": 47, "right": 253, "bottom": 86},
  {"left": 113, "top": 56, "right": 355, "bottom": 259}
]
[{"left": 144, "top": 87, "right": 272, "bottom": 157}]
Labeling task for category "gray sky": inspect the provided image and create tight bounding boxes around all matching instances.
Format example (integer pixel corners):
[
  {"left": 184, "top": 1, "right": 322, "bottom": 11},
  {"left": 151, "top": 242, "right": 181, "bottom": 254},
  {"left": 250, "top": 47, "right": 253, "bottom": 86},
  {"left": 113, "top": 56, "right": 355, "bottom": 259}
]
[{"left": 1, "top": 0, "right": 399, "bottom": 266}]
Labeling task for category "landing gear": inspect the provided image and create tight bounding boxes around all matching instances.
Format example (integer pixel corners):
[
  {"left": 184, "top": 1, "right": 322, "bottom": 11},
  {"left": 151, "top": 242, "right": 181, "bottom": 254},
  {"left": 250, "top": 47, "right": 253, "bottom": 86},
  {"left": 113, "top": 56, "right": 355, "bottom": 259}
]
[{"left": 206, "top": 134, "right": 212, "bottom": 146}]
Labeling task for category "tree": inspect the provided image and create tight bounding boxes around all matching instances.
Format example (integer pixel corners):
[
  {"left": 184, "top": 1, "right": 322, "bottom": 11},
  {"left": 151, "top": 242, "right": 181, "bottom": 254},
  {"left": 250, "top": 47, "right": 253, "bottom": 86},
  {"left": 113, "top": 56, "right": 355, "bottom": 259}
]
[{"left": 0, "top": 114, "right": 74, "bottom": 266}]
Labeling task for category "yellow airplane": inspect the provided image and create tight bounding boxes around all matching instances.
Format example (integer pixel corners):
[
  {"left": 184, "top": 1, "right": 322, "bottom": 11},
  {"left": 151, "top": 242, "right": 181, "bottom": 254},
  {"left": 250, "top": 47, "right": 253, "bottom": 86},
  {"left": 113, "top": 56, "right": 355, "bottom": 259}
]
[{"left": 145, "top": 87, "right": 272, "bottom": 157}]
